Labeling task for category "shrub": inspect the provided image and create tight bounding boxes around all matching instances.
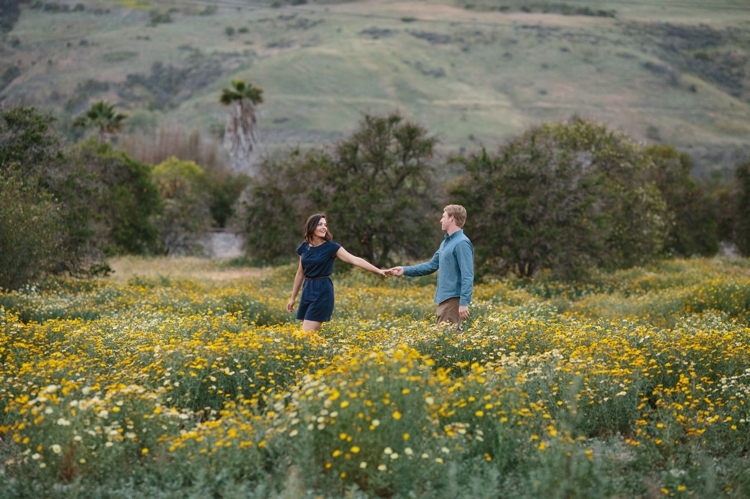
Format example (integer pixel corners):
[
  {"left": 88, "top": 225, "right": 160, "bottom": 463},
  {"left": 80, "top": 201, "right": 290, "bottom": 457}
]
[
  {"left": 0, "top": 106, "right": 61, "bottom": 175},
  {"left": 0, "top": 173, "right": 61, "bottom": 290},
  {"left": 451, "top": 118, "right": 668, "bottom": 278},
  {"left": 0, "top": 106, "right": 95, "bottom": 274},
  {"left": 645, "top": 145, "right": 720, "bottom": 256},
  {"left": 241, "top": 113, "right": 440, "bottom": 266},
  {"left": 67, "top": 140, "right": 161, "bottom": 255},
  {"left": 149, "top": 9, "right": 172, "bottom": 25},
  {"left": 151, "top": 156, "right": 212, "bottom": 255},
  {"left": 240, "top": 148, "right": 328, "bottom": 262},
  {"left": 735, "top": 162, "right": 750, "bottom": 256},
  {"left": 225, "top": 26, "right": 235, "bottom": 36},
  {"left": 207, "top": 172, "right": 250, "bottom": 228},
  {"left": 0, "top": 66, "right": 20, "bottom": 92}
]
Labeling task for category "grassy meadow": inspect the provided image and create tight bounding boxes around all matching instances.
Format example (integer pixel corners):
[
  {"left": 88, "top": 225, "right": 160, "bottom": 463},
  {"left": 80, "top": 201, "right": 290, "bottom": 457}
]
[
  {"left": 3, "top": 0, "right": 750, "bottom": 170},
  {"left": 1, "top": 257, "right": 749, "bottom": 497}
]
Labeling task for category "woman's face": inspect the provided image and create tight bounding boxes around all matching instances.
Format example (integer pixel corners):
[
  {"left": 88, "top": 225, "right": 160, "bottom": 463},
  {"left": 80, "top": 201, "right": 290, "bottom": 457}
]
[{"left": 314, "top": 218, "right": 328, "bottom": 239}]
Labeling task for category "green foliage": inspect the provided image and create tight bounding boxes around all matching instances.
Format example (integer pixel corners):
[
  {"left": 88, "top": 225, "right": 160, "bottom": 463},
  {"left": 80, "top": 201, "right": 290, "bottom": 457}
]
[
  {"left": 645, "top": 145, "right": 720, "bottom": 256},
  {"left": 71, "top": 100, "right": 128, "bottom": 144},
  {"left": 0, "top": 106, "right": 61, "bottom": 175},
  {"left": 0, "top": 0, "right": 23, "bottom": 33},
  {"left": 452, "top": 118, "right": 668, "bottom": 279},
  {"left": 149, "top": 8, "right": 173, "bottom": 25},
  {"left": 151, "top": 156, "right": 212, "bottom": 255},
  {"left": 735, "top": 162, "right": 750, "bottom": 256},
  {"left": 241, "top": 113, "right": 439, "bottom": 266},
  {"left": 206, "top": 172, "right": 250, "bottom": 228},
  {"left": 0, "top": 66, "right": 21, "bottom": 92},
  {"left": 102, "top": 51, "right": 138, "bottom": 63},
  {"left": 219, "top": 79, "right": 264, "bottom": 107},
  {"left": 322, "top": 113, "right": 440, "bottom": 266},
  {"left": 0, "top": 106, "right": 93, "bottom": 275},
  {"left": 242, "top": 148, "right": 328, "bottom": 262},
  {"left": 0, "top": 174, "right": 61, "bottom": 290},
  {"left": 67, "top": 140, "right": 161, "bottom": 255}
]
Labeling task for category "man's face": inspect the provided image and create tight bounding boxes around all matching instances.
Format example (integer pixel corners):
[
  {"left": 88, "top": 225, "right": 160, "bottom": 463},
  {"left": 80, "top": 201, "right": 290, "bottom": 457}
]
[{"left": 440, "top": 211, "right": 453, "bottom": 231}]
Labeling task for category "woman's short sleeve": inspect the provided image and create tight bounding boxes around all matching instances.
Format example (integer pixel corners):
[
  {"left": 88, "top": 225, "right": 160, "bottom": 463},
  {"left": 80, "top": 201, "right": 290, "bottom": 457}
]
[
  {"left": 328, "top": 242, "right": 342, "bottom": 257},
  {"left": 296, "top": 242, "right": 307, "bottom": 256}
]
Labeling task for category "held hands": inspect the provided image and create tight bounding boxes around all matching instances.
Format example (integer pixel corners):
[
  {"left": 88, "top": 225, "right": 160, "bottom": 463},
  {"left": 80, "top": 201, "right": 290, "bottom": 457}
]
[
  {"left": 373, "top": 267, "right": 403, "bottom": 277},
  {"left": 384, "top": 267, "right": 404, "bottom": 277}
]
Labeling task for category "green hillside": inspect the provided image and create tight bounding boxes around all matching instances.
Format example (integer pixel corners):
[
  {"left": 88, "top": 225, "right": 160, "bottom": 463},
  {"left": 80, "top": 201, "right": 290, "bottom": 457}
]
[{"left": 2, "top": 0, "right": 750, "bottom": 171}]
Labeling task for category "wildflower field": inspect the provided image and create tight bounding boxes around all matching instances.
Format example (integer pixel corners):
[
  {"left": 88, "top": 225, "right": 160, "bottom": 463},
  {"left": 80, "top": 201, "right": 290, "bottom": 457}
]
[{"left": 1, "top": 258, "right": 750, "bottom": 498}]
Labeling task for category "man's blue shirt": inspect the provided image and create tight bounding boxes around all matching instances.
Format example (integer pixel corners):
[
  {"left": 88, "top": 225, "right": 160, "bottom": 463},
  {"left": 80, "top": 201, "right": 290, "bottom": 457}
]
[{"left": 403, "top": 229, "right": 474, "bottom": 306}]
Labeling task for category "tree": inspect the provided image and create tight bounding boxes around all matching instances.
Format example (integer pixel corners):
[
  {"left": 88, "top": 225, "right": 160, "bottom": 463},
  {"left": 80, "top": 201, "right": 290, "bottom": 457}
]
[
  {"left": 0, "top": 105, "right": 92, "bottom": 274},
  {"left": 240, "top": 113, "right": 439, "bottom": 266},
  {"left": 452, "top": 127, "right": 605, "bottom": 278},
  {"left": 0, "top": 105, "right": 61, "bottom": 177},
  {"left": 67, "top": 140, "right": 161, "bottom": 255},
  {"left": 219, "top": 79, "right": 264, "bottom": 173},
  {"left": 71, "top": 100, "right": 127, "bottom": 144},
  {"left": 0, "top": 173, "right": 62, "bottom": 290},
  {"left": 735, "top": 162, "right": 750, "bottom": 256},
  {"left": 207, "top": 172, "right": 251, "bottom": 228},
  {"left": 240, "top": 148, "right": 329, "bottom": 261},
  {"left": 451, "top": 118, "right": 669, "bottom": 279},
  {"left": 321, "top": 113, "right": 439, "bottom": 266},
  {"left": 0, "top": 106, "right": 160, "bottom": 288},
  {"left": 151, "top": 156, "right": 212, "bottom": 255},
  {"left": 645, "top": 145, "right": 720, "bottom": 257}
]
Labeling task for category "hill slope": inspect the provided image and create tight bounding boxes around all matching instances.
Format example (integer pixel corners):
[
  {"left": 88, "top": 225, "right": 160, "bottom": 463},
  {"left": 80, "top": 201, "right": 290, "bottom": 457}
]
[{"left": 2, "top": 0, "right": 750, "bottom": 172}]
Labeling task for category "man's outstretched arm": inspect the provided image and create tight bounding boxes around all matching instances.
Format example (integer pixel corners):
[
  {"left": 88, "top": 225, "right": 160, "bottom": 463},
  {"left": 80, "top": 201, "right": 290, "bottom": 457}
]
[{"left": 389, "top": 250, "right": 440, "bottom": 277}]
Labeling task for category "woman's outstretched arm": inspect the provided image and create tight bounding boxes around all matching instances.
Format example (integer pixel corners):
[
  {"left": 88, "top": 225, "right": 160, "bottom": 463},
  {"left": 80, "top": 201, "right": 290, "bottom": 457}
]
[
  {"left": 336, "top": 247, "right": 387, "bottom": 276},
  {"left": 286, "top": 258, "right": 305, "bottom": 313}
]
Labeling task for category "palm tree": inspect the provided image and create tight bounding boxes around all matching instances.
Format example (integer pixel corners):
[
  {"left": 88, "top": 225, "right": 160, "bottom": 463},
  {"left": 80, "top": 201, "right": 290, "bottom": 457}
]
[
  {"left": 219, "top": 79, "right": 264, "bottom": 173},
  {"left": 72, "top": 101, "right": 128, "bottom": 144}
]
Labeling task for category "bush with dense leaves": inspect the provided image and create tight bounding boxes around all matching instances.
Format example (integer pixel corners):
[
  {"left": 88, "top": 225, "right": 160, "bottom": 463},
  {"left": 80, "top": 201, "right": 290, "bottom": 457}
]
[
  {"left": 151, "top": 156, "right": 212, "bottom": 255},
  {"left": 645, "top": 144, "right": 721, "bottom": 257},
  {"left": 451, "top": 118, "right": 669, "bottom": 278},
  {"left": 0, "top": 174, "right": 61, "bottom": 290},
  {"left": 66, "top": 140, "right": 161, "bottom": 255},
  {"left": 734, "top": 162, "right": 750, "bottom": 256},
  {"left": 241, "top": 113, "right": 440, "bottom": 266}
]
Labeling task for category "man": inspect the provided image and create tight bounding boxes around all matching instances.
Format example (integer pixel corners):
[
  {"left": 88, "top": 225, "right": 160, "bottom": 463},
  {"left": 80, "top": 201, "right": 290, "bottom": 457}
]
[{"left": 388, "top": 205, "right": 474, "bottom": 329}]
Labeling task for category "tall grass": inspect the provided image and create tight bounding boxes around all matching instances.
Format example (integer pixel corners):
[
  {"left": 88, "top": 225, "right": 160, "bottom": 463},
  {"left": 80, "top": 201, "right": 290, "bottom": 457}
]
[{"left": 120, "top": 124, "right": 228, "bottom": 172}]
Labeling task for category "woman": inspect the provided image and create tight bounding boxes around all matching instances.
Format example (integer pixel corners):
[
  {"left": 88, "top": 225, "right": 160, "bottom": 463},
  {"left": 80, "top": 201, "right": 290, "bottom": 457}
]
[{"left": 287, "top": 213, "right": 386, "bottom": 332}]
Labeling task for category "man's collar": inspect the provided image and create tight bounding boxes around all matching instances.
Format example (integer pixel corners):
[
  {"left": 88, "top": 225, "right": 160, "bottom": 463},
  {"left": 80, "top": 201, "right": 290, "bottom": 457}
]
[{"left": 444, "top": 229, "right": 463, "bottom": 240}]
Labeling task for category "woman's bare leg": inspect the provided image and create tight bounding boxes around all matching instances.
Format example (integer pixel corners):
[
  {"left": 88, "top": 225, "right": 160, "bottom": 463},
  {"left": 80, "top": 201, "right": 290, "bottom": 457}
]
[{"left": 301, "top": 320, "right": 322, "bottom": 332}]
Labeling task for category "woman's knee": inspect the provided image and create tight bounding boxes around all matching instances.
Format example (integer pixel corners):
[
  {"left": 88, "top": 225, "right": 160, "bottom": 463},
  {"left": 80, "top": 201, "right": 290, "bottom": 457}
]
[{"left": 301, "top": 320, "right": 322, "bottom": 332}]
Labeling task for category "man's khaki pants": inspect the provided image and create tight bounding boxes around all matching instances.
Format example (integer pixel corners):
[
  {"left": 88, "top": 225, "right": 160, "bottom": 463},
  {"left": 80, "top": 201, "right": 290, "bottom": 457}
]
[{"left": 436, "top": 297, "right": 462, "bottom": 331}]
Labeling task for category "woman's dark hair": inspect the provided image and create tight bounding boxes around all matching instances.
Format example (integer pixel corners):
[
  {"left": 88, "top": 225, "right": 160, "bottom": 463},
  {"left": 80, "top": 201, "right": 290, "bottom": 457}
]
[{"left": 304, "top": 213, "right": 333, "bottom": 243}]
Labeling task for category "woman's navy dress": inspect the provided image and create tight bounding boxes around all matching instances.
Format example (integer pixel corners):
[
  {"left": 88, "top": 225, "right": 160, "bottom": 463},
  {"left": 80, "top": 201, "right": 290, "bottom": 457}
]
[{"left": 296, "top": 241, "right": 341, "bottom": 322}]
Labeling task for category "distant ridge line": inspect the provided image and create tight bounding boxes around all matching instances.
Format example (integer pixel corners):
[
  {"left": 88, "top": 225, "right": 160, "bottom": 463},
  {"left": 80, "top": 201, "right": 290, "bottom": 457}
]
[{"left": 173, "top": 0, "right": 750, "bottom": 13}]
